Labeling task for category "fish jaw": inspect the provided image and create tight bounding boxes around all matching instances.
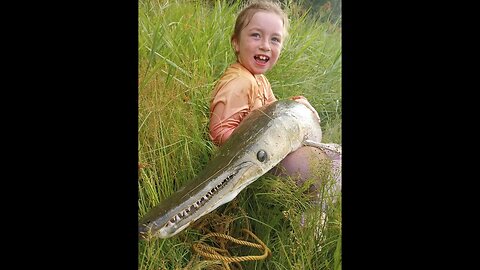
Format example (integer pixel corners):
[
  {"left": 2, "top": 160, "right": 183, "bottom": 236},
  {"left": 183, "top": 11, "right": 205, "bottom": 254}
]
[
  {"left": 139, "top": 161, "right": 262, "bottom": 240},
  {"left": 138, "top": 139, "right": 289, "bottom": 240}
]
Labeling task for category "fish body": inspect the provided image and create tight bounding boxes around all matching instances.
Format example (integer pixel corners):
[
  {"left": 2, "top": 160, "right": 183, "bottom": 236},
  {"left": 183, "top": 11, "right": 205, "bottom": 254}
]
[{"left": 139, "top": 100, "right": 326, "bottom": 240}]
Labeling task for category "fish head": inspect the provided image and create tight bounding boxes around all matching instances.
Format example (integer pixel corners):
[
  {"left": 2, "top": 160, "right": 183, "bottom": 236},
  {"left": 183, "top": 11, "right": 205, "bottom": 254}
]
[
  {"left": 138, "top": 162, "right": 262, "bottom": 239},
  {"left": 138, "top": 137, "right": 288, "bottom": 240}
]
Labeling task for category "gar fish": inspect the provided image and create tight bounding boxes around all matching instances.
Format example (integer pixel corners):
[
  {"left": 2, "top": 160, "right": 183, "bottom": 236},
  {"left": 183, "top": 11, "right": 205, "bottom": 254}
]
[{"left": 138, "top": 99, "right": 340, "bottom": 240}]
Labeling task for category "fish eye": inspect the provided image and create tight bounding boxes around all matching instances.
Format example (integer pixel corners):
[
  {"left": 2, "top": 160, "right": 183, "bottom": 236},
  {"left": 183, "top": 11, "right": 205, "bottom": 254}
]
[{"left": 257, "top": 150, "right": 267, "bottom": 162}]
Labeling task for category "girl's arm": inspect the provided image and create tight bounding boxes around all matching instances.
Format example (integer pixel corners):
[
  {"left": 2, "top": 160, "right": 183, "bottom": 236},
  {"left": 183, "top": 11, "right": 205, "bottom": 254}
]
[
  {"left": 209, "top": 78, "right": 251, "bottom": 146},
  {"left": 209, "top": 105, "right": 248, "bottom": 145}
]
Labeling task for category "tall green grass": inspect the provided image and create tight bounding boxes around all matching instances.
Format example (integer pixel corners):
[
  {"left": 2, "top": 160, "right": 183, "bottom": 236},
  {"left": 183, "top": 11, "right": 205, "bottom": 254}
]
[{"left": 139, "top": 0, "right": 341, "bottom": 269}]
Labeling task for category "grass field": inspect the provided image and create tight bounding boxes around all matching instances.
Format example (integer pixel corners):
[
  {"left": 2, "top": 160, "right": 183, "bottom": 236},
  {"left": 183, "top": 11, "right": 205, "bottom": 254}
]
[{"left": 138, "top": 0, "right": 342, "bottom": 269}]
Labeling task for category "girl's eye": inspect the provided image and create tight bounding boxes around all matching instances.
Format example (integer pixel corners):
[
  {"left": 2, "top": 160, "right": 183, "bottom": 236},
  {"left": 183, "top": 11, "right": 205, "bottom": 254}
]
[
  {"left": 272, "top": 37, "right": 280, "bottom": 43},
  {"left": 251, "top": 33, "right": 260, "bottom": 38}
]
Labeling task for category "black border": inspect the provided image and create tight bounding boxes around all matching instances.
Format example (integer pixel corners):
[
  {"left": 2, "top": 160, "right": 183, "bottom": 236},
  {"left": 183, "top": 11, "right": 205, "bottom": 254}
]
[{"left": 19, "top": 1, "right": 140, "bottom": 267}]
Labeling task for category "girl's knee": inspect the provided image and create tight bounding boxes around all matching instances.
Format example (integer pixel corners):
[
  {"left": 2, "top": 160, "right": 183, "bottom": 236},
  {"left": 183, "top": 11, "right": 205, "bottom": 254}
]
[{"left": 272, "top": 146, "right": 329, "bottom": 185}]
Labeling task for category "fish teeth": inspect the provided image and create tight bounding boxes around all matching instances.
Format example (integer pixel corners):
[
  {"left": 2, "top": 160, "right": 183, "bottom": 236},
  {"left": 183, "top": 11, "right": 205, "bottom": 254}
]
[{"left": 165, "top": 171, "right": 238, "bottom": 228}]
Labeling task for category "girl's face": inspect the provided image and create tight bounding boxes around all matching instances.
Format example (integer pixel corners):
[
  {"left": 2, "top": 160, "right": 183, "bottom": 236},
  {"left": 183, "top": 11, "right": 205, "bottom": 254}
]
[{"left": 233, "top": 11, "right": 284, "bottom": 75}]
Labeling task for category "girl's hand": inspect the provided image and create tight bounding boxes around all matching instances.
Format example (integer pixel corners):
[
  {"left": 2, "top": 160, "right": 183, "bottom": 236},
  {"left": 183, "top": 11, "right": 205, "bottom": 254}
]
[{"left": 291, "top": 96, "right": 321, "bottom": 122}]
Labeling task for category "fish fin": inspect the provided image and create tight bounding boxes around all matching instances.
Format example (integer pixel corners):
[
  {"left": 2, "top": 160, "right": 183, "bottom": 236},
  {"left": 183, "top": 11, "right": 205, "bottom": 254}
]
[{"left": 303, "top": 140, "right": 342, "bottom": 160}]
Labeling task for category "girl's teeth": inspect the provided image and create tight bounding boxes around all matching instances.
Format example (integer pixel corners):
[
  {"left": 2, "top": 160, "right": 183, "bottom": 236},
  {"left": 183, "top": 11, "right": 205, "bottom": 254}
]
[{"left": 255, "top": 55, "right": 269, "bottom": 61}]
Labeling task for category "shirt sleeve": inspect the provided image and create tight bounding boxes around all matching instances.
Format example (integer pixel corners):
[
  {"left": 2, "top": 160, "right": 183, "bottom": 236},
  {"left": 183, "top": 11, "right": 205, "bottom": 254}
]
[
  {"left": 209, "top": 108, "right": 248, "bottom": 145},
  {"left": 209, "top": 77, "right": 252, "bottom": 146}
]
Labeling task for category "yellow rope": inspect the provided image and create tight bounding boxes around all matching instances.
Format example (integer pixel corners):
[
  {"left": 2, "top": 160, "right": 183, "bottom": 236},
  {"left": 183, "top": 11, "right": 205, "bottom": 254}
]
[{"left": 192, "top": 228, "right": 271, "bottom": 265}]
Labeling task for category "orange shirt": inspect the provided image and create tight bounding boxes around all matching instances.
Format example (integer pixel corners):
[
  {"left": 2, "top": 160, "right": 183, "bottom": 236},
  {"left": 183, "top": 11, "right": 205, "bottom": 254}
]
[{"left": 209, "top": 62, "right": 277, "bottom": 145}]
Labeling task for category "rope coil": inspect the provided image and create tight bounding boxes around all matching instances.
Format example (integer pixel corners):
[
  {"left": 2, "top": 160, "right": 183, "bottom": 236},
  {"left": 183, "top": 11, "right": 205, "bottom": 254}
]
[{"left": 192, "top": 229, "right": 271, "bottom": 265}]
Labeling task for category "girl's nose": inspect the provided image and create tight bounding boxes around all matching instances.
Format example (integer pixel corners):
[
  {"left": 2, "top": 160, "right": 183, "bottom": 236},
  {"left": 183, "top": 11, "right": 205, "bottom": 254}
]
[{"left": 260, "top": 39, "right": 271, "bottom": 52}]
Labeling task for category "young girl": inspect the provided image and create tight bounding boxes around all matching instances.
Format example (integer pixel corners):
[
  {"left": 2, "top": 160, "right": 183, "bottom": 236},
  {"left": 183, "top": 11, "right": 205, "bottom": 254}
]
[{"left": 209, "top": 0, "right": 340, "bottom": 190}]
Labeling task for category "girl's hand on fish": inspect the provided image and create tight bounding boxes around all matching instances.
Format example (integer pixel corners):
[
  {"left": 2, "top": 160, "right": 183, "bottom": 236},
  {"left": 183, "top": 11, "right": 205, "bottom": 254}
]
[{"left": 291, "top": 96, "right": 321, "bottom": 122}]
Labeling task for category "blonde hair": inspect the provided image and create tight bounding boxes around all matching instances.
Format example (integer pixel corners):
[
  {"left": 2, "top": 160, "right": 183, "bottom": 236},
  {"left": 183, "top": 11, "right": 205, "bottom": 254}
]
[{"left": 231, "top": 0, "right": 289, "bottom": 50}]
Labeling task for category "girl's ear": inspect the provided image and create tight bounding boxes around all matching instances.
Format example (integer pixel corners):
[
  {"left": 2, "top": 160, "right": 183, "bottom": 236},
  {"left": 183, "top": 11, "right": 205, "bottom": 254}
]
[{"left": 232, "top": 37, "right": 240, "bottom": 54}]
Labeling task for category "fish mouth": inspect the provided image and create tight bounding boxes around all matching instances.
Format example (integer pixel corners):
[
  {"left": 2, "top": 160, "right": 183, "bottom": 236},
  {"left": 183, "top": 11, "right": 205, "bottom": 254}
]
[{"left": 139, "top": 161, "right": 254, "bottom": 240}]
